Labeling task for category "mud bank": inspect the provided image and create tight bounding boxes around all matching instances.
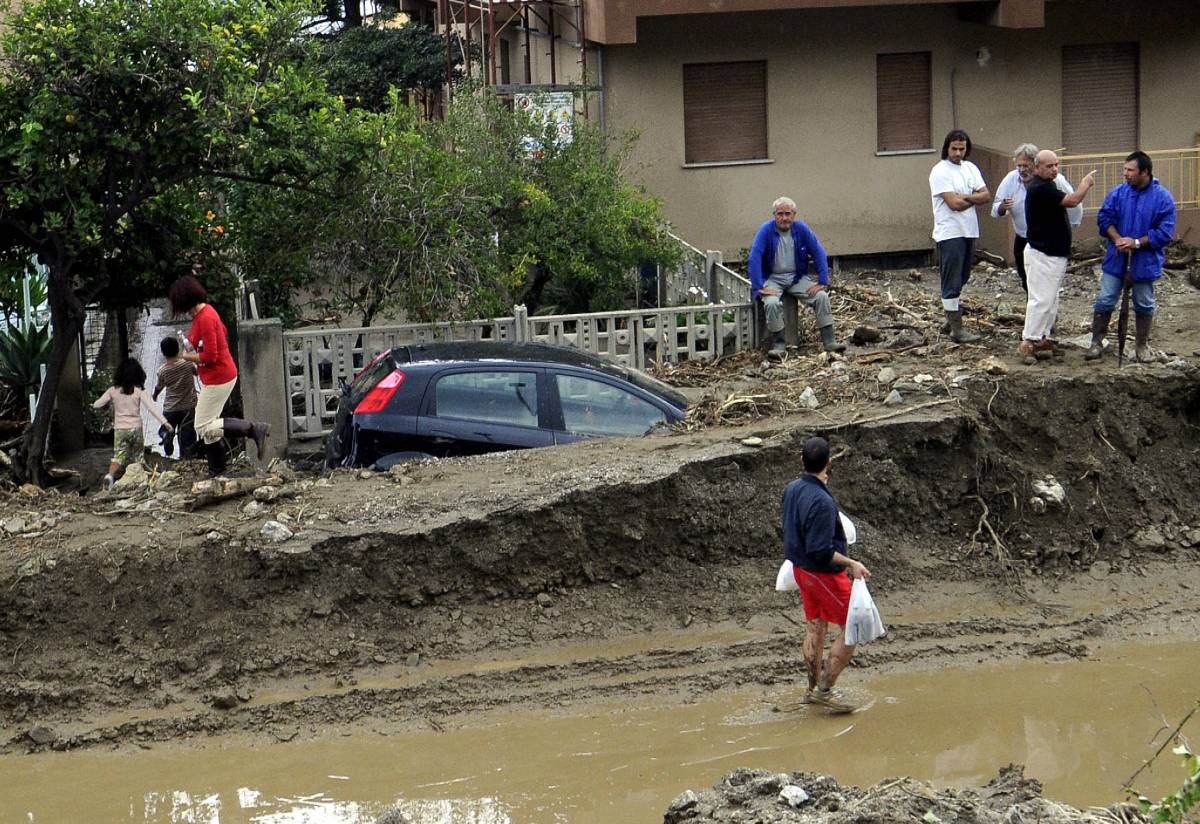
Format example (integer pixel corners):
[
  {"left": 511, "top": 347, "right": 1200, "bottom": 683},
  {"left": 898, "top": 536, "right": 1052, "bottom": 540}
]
[
  {"left": 2, "top": 368, "right": 1200, "bottom": 755},
  {"left": 665, "top": 766, "right": 1144, "bottom": 824}
]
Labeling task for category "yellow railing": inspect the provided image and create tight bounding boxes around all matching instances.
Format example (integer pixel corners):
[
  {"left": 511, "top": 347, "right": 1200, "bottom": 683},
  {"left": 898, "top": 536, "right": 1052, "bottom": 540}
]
[{"left": 1058, "top": 146, "right": 1200, "bottom": 212}]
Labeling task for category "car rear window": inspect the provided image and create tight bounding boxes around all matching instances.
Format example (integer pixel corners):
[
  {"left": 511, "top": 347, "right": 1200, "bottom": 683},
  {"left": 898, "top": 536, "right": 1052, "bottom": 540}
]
[
  {"left": 434, "top": 371, "right": 539, "bottom": 427},
  {"left": 349, "top": 350, "right": 397, "bottom": 407}
]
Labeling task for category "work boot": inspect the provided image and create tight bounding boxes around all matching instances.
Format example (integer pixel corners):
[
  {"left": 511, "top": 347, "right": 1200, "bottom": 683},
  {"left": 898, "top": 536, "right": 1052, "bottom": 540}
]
[
  {"left": 770, "top": 330, "right": 786, "bottom": 353},
  {"left": 1134, "top": 314, "right": 1154, "bottom": 362},
  {"left": 809, "top": 687, "right": 857, "bottom": 713},
  {"left": 945, "top": 310, "right": 979, "bottom": 344},
  {"left": 819, "top": 325, "right": 846, "bottom": 353},
  {"left": 205, "top": 442, "right": 228, "bottom": 477},
  {"left": 1084, "top": 311, "right": 1111, "bottom": 360},
  {"left": 223, "top": 418, "right": 271, "bottom": 458}
]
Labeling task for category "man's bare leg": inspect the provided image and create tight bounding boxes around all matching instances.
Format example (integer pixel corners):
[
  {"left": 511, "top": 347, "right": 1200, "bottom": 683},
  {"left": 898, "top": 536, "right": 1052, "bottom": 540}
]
[
  {"left": 818, "top": 624, "right": 856, "bottom": 691},
  {"left": 803, "top": 619, "right": 827, "bottom": 694}
]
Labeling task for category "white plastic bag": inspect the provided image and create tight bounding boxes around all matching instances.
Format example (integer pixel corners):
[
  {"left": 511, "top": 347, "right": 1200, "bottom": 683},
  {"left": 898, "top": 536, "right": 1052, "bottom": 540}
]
[
  {"left": 843, "top": 578, "right": 886, "bottom": 645},
  {"left": 773, "top": 512, "right": 857, "bottom": 592},
  {"left": 775, "top": 560, "right": 798, "bottom": 591}
]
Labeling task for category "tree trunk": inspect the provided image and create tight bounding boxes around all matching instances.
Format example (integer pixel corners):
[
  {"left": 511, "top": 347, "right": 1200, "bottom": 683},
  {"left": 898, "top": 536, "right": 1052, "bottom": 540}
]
[
  {"left": 521, "top": 262, "right": 551, "bottom": 315},
  {"left": 344, "top": 0, "right": 363, "bottom": 28},
  {"left": 20, "top": 262, "right": 84, "bottom": 486}
]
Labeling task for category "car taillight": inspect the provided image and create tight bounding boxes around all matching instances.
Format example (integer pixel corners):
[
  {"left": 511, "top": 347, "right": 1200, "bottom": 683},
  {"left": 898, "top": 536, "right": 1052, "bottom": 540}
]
[{"left": 355, "top": 370, "right": 405, "bottom": 414}]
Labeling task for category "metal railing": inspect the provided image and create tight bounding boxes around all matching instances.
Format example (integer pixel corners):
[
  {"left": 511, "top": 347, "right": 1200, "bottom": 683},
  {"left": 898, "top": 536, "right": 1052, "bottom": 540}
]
[
  {"left": 1059, "top": 146, "right": 1200, "bottom": 212},
  {"left": 283, "top": 301, "right": 754, "bottom": 438}
]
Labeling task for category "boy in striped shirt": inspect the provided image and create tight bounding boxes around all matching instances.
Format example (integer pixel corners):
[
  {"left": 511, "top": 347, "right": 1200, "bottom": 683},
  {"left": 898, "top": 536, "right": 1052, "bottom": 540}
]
[{"left": 153, "top": 336, "right": 198, "bottom": 458}]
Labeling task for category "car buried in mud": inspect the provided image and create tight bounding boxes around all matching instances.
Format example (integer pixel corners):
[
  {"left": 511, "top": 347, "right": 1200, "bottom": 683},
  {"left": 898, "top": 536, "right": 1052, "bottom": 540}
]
[{"left": 324, "top": 341, "right": 689, "bottom": 469}]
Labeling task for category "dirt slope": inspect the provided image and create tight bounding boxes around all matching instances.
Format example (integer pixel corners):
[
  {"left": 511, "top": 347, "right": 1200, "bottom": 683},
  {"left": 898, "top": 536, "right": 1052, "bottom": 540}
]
[{"left": 2, "top": 265, "right": 1200, "bottom": 768}]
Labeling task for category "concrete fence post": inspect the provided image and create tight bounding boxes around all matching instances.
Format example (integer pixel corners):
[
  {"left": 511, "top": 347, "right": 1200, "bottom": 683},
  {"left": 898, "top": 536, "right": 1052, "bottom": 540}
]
[
  {"left": 236, "top": 318, "right": 288, "bottom": 465},
  {"left": 512, "top": 304, "right": 529, "bottom": 342},
  {"left": 705, "top": 250, "right": 722, "bottom": 303}
]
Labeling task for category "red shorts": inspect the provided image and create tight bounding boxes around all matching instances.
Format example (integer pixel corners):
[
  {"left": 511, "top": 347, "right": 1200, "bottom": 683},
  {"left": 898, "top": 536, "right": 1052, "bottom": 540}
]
[{"left": 793, "top": 566, "right": 851, "bottom": 625}]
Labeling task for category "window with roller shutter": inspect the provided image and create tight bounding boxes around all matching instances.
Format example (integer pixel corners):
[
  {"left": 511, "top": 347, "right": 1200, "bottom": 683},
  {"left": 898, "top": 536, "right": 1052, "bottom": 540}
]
[
  {"left": 1062, "top": 43, "right": 1138, "bottom": 154},
  {"left": 876, "top": 52, "right": 932, "bottom": 153},
  {"left": 682, "top": 61, "right": 767, "bottom": 164}
]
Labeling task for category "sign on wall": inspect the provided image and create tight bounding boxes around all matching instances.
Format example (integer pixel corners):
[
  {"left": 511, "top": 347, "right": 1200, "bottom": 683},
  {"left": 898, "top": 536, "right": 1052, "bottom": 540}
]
[{"left": 515, "top": 91, "right": 574, "bottom": 153}]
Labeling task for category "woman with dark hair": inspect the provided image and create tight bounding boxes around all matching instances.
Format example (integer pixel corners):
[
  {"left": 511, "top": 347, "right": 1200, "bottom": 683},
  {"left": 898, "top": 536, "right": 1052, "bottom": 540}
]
[
  {"left": 93, "top": 357, "right": 172, "bottom": 489},
  {"left": 167, "top": 275, "right": 269, "bottom": 476}
]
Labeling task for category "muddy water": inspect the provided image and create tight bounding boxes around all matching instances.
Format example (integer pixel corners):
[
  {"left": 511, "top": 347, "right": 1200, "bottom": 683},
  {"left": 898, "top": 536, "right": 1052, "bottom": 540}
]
[{"left": 5, "top": 640, "right": 1197, "bottom": 823}]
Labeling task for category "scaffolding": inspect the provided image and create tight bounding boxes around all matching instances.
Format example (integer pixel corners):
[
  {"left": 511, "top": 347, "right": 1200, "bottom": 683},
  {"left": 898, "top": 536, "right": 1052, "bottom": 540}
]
[{"left": 435, "top": 0, "right": 597, "bottom": 109}]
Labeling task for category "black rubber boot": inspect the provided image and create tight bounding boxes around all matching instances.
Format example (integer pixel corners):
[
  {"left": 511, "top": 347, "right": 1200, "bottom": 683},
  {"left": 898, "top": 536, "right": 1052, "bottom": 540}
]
[
  {"left": 770, "top": 330, "right": 786, "bottom": 353},
  {"left": 946, "top": 310, "right": 979, "bottom": 344},
  {"left": 1134, "top": 314, "right": 1154, "bottom": 362},
  {"left": 819, "top": 325, "right": 846, "bottom": 353},
  {"left": 223, "top": 418, "right": 271, "bottom": 458},
  {"left": 205, "top": 442, "right": 228, "bottom": 477},
  {"left": 1084, "top": 311, "right": 1112, "bottom": 360}
]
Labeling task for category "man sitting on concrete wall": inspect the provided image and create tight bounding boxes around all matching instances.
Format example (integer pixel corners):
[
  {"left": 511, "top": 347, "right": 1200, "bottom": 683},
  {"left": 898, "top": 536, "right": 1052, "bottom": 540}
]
[{"left": 747, "top": 196, "right": 845, "bottom": 355}]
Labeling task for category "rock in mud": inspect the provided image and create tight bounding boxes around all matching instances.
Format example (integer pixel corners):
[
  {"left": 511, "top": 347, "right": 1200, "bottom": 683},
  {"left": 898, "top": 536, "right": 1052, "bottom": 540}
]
[
  {"left": 798, "top": 387, "right": 819, "bottom": 409},
  {"left": 876, "top": 367, "right": 898, "bottom": 384},
  {"left": 4, "top": 517, "right": 27, "bottom": 534},
  {"left": 852, "top": 326, "right": 882, "bottom": 345},
  {"left": 26, "top": 725, "right": 57, "bottom": 745},
  {"left": 1031, "top": 476, "right": 1066, "bottom": 508},
  {"left": 779, "top": 785, "right": 810, "bottom": 807},
  {"left": 211, "top": 690, "right": 240, "bottom": 710},
  {"left": 980, "top": 355, "right": 1008, "bottom": 375},
  {"left": 372, "top": 807, "right": 412, "bottom": 824},
  {"left": 740, "top": 436, "right": 764, "bottom": 447},
  {"left": 883, "top": 390, "right": 903, "bottom": 407},
  {"left": 1132, "top": 526, "right": 1168, "bottom": 551},
  {"left": 260, "top": 520, "right": 293, "bottom": 543}
]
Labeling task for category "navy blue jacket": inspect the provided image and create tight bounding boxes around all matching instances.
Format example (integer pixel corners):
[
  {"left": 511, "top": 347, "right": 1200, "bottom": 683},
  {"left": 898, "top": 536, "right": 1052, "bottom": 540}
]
[
  {"left": 782, "top": 474, "right": 847, "bottom": 574},
  {"left": 747, "top": 219, "right": 830, "bottom": 298},
  {"left": 1097, "top": 178, "right": 1176, "bottom": 282}
]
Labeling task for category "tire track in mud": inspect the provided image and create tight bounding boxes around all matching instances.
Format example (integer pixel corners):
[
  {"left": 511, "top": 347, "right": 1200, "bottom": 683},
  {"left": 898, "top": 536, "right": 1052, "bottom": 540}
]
[{"left": 8, "top": 594, "right": 1195, "bottom": 754}]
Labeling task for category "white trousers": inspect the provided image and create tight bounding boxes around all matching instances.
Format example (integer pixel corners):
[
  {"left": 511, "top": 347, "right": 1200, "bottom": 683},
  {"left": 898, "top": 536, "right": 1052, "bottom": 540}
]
[
  {"left": 195, "top": 377, "right": 236, "bottom": 444},
  {"left": 1022, "top": 246, "right": 1067, "bottom": 342}
]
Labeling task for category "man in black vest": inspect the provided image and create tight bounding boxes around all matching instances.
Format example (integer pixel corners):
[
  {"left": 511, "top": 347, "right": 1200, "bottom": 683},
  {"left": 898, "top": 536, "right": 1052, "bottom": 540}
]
[{"left": 1020, "top": 150, "right": 1095, "bottom": 361}]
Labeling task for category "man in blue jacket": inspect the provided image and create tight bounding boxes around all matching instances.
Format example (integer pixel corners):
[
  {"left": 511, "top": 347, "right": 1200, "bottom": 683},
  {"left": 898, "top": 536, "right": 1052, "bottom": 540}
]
[
  {"left": 1085, "top": 151, "right": 1177, "bottom": 362},
  {"left": 747, "top": 197, "right": 845, "bottom": 354},
  {"left": 782, "top": 436, "right": 870, "bottom": 712}
]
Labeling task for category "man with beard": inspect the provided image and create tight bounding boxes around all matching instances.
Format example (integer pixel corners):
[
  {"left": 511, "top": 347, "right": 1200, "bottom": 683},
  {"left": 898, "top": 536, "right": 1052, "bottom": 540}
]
[
  {"left": 992, "top": 143, "right": 1083, "bottom": 292},
  {"left": 929, "top": 130, "right": 990, "bottom": 343}
]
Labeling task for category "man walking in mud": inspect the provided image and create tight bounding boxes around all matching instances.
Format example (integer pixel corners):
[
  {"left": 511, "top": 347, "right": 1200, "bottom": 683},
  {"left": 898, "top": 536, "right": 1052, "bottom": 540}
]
[
  {"left": 782, "top": 436, "right": 870, "bottom": 712},
  {"left": 1084, "top": 151, "right": 1177, "bottom": 362},
  {"left": 929, "top": 129, "right": 990, "bottom": 343}
]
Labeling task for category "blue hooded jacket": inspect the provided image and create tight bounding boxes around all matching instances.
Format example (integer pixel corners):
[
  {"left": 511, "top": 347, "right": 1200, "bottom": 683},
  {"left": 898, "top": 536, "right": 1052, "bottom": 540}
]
[
  {"left": 747, "top": 219, "right": 830, "bottom": 298},
  {"left": 1097, "top": 178, "right": 1177, "bottom": 282}
]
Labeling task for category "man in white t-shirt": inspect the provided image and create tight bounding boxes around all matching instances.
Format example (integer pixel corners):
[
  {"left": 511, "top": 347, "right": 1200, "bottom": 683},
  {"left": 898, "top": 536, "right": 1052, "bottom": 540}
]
[
  {"left": 929, "top": 129, "right": 990, "bottom": 343},
  {"left": 991, "top": 142, "right": 1083, "bottom": 293}
]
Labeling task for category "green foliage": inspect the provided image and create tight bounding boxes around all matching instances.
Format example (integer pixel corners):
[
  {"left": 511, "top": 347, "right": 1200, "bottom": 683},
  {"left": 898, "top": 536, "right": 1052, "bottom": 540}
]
[
  {"left": 1133, "top": 745, "right": 1200, "bottom": 823},
  {"left": 0, "top": 323, "right": 51, "bottom": 400},
  {"left": 0, "top": 0, "right": 352, "bottom": 305},
  {"left": 238, "top": 89, "right": 679, "bottom": 325},
  {"left": 0, "top": 257, "right": 47, "bottom": 327},
  {"left": 314, "top": 18, "right": 458, "bottom": 112}
]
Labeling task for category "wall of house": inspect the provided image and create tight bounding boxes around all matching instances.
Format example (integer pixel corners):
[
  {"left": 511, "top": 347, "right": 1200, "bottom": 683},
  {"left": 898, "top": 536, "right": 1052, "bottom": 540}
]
[{"left": 600, "top": 0, "right": 1200, "bottom": 259}]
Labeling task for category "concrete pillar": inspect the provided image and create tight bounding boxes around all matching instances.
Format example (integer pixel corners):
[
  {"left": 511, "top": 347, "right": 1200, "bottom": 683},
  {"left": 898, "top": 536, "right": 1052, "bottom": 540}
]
[{"left": 236, "top": 319, "right": 288, "bottom": 465}]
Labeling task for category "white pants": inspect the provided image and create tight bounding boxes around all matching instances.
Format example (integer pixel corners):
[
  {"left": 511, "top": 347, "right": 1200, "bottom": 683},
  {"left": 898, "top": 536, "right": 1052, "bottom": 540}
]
[
  {"left": 1022, "top": 247, "right": 1067, "bottom": 342},
  {"left": 195, "top": 377, "right": 236, "bottom": 444}
]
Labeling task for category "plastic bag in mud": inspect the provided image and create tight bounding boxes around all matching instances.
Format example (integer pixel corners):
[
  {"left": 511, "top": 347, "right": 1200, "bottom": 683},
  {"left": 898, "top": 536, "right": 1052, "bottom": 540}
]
[
  {"left": 774, "top": 512, "right": 858, "bottom": 592},
  {"left": 843, "top": 578, "right": 885, "bottom": 645}
]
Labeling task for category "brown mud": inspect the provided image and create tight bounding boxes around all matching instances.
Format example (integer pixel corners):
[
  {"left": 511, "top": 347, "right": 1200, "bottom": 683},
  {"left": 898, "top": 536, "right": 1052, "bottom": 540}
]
[{"left": 2, "top": 265, "right": 1200, "bottom": 816}]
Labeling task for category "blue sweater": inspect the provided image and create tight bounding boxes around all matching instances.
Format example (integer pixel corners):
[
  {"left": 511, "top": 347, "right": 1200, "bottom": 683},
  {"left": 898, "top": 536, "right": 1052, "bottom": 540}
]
[
  {"left": 1097, "top": 178, "right": 1177, "bottom": 282},
  {"left": 782, "top": 474, "right": 847, "bottom": 574},
  {"left": 747, "top": 219, "right": 830, "bottom": 298}
]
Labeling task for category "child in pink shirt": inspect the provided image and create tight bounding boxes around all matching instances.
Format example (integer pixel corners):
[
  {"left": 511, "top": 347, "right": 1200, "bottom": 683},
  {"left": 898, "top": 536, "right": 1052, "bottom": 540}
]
[{"left": 92, "top": 358, "right": 173, "bottom": 490}]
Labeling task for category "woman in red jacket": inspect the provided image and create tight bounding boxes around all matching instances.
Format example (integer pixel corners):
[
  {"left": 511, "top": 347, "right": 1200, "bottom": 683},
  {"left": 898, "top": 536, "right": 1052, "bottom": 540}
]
[{"left": 168, "top": 275, "right": 269, "bottom": 476}]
